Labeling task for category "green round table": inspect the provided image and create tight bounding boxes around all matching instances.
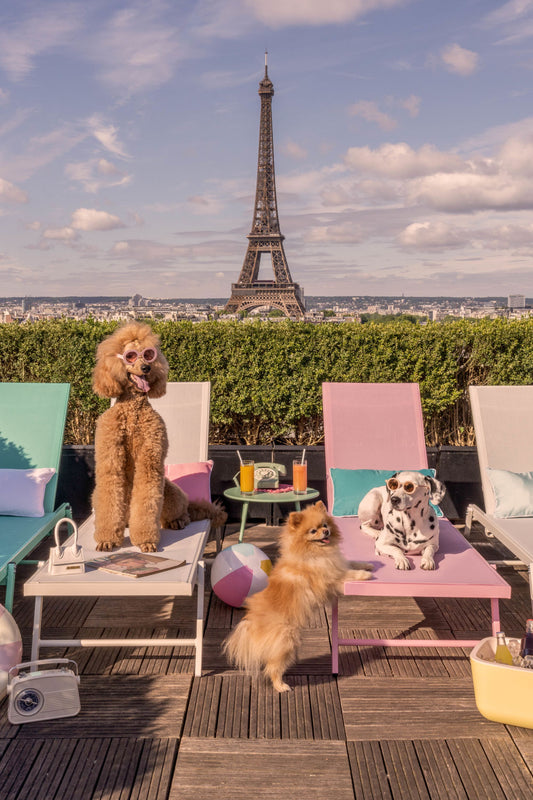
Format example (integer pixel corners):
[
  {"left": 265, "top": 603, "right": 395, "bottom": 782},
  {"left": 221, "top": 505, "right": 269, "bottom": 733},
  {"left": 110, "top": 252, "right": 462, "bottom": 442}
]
[{"left": 223, "top": 486, "right": 320, "bottom": 543}]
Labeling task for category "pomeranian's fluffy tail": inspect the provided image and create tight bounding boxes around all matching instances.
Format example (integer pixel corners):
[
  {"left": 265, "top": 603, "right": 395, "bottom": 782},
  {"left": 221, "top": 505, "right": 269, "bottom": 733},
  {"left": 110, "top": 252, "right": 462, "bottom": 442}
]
[
  {"left": 223, "top": 615, "right": 299, "bottom": 692},
  {"left": 223, "top": 619, "right": 262, "bottom": 677}
]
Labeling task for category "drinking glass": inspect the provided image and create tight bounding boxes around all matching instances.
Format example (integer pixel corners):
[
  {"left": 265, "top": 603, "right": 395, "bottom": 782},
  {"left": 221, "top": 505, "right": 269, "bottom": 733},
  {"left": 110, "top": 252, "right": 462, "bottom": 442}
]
[
  {"left": 293, "top": 459, "right": 307, "bottom": 494},
  {"left": 240, "top": 460, "right": 255, "bottom": 495}
]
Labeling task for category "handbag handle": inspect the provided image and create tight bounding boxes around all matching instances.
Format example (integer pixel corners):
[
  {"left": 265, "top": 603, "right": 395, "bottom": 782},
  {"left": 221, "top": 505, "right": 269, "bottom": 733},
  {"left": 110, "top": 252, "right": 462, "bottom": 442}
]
[{"left": 53, "top": 517, "right": 81, "bottom": 556}]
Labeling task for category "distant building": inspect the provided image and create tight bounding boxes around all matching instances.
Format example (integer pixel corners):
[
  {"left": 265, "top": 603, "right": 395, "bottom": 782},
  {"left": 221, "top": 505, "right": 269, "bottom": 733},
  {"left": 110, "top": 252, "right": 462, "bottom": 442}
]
[
  {"left": 129, "top": 294, "right": 142, "bottom": 307},
  {"left": 508, "top": 294, "right": 525, "bottom": 309}
]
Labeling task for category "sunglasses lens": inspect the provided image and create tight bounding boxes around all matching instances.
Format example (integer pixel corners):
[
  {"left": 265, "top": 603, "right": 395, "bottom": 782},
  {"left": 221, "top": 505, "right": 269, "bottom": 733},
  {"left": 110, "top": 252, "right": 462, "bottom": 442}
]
[
  {"left": 142, "top": 348, "right": 157, "bottom": 363},
  {"left": 404, "top": 482, "right": 415, "bottom": 494},
  {"left": 387, "top": 479, "right": 399, "bottom": 491},
  {"left": 123, "top": 350, "right": 138, "bottom": 364}
]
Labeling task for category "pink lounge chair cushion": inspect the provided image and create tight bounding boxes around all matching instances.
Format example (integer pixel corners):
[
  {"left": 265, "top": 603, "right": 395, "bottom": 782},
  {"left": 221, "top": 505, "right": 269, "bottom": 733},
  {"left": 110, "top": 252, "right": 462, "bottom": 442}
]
[
  {"left": 330, "top": 467, "right": 443, "bottom": 517},
  {"left": 165, "top": 460, "right": 213, "bottom": 502},
  {"left": 338, "top": 516, "right": 510, "bottom": 598}
]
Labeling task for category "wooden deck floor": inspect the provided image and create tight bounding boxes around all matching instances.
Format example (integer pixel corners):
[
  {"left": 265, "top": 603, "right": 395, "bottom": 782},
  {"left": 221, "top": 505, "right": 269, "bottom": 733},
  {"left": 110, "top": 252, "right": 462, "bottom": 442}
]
[{"left": 1, "top": 522, "right": 532, "bottom": 800}]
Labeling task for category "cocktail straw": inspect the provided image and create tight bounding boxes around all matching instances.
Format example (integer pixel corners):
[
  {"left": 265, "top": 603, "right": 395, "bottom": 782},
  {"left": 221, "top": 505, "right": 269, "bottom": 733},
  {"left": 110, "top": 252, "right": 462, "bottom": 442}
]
[
  {"left": 237, "top": 450, "right": 244, "bottom": 465},
  {"left": 301, "top": 448, "right": 306, "bottom": 464}
]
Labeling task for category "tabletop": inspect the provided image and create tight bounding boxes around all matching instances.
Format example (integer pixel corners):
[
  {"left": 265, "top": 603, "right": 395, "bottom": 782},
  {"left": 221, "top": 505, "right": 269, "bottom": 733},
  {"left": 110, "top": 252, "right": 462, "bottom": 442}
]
[
  {"left": 24, "top": 515, "right": 210, "bottom": 598},
  {"left": 223, "top": 486, "right": 320, "bottom": 504}
]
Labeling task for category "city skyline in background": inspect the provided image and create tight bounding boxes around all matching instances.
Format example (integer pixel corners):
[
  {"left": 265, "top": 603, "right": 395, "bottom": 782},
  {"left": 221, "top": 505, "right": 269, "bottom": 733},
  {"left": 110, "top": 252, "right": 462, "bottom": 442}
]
[{"left": 2, "top": 1, "right": 533, "bottom": 299}]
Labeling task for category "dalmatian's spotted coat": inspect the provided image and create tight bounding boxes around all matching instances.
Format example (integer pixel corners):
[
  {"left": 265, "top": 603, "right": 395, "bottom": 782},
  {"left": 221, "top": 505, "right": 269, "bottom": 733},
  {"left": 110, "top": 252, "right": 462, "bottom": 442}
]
[{"left": 358, "top": 471, "right": 446, "bottom": 570}]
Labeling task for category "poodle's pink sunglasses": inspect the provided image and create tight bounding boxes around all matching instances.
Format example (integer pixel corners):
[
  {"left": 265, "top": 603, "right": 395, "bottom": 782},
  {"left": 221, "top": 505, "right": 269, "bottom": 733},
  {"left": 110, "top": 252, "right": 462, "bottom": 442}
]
[{"left": 116, "top": 347, "right": 157, "bottom": 365}]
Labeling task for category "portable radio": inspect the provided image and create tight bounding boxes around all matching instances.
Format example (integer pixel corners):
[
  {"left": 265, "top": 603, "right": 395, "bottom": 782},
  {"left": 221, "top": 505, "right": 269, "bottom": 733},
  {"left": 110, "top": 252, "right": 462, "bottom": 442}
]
[{"left": 7, "top": 659, "right": 80, "bottom": 724}]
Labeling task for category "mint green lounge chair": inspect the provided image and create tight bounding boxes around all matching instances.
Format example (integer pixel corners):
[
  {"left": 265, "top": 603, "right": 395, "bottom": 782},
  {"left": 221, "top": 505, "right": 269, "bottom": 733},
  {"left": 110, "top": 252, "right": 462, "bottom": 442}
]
[{"left": 0, "top": 383, "right": 71, "bottom": 612}]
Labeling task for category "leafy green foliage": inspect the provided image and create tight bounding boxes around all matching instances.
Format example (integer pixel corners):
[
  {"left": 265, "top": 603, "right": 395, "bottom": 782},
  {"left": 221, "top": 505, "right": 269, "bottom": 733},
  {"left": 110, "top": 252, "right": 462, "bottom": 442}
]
[{"left": 2, "top": 317, "right": 533, "bottom": 446}]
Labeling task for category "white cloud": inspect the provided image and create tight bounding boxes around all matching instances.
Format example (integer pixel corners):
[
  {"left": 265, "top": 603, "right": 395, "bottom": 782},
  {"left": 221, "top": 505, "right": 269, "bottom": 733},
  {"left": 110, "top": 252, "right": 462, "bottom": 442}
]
[
  {"left": 71, "top": 208, "right": 126, "bottom": 231},
  {"left": 244, "top": 0, "right": 411, "bottom": 27},
  {"left": 483, "top": 0, "right": 533, "bottom": 43},
  {"left": 484, "top": 0, "right": 533, "bottom": 27},
  {"left": 497, "top": 135, "right": 533, "bottom": 176},
  {"left": 0, "top": 2, "right": 83, "bottom": 80},
  {"left": 349, "top": 100, "right": 397, "bottom": 130},
  {"left": 409, "top": 172, "right": 533, "bottom": 212},
  {"left": 398, "top": 221, "right": 469, "bottom": 249},
  {"left": 0, "top": 177, "right": 27, "bottom": 203},
  {"left": 308, "top": 222, "right": 364, "bottom": 243},
  {"left": 441, "top": 43, "right": 479, "bottom": 76},
  {"left": 87, "top": 115, "right": 129, "bottom": 158},
  {"left": 343, "top": 142, "right": 465, "bottom": 178},
  {"left": 186, "top": 195, "right": 223, "bottom": 215},
  {"left": 109, "top": 237, "right": 241, "bottom": 266},
  {"left": 281, "top": 139, "right": 308, "bottom": 160},
  {"left": 43, "top": 226, "right": 78, "bottom": 241},
  {"left": 399, "top": 94, "right": 421, "bottom": 117},
  {"left": 65, "top": 158, "right": 131, "bottom": 193},
  {"left": 86, "top": 5, "right": 185, "bottom": 95}
]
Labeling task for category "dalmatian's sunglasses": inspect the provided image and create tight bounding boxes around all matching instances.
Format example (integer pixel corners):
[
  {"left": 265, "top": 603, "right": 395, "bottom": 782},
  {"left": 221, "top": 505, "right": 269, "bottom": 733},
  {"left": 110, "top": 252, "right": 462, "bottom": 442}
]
[
  {"left": 116, "top": 347, "right": 157, "bottom": 365},
  {"left": 386, "top": 477, "right": 416, "bottom": 494}
]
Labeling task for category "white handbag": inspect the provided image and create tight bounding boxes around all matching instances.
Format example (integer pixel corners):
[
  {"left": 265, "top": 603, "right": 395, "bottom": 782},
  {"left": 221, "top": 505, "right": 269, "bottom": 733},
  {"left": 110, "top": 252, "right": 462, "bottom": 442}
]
[{"left": 48, "top": 517, "right": 85, "bottom": 575}]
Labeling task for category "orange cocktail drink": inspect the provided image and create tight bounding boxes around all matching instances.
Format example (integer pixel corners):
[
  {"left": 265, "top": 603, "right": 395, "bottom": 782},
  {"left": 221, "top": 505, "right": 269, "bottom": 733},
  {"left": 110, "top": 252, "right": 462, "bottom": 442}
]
[
  {"left": 240, "top": 460, "right": 255, "bottom": 495},
  {"left": 293, "top": 460, "right": 307, "bottom": 494}
]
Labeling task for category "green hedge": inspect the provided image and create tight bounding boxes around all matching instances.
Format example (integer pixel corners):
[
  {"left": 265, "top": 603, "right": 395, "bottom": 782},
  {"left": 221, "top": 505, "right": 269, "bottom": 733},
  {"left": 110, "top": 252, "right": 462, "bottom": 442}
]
[{"left": 1, "top": 317, "right": 532, "bottom": 445}]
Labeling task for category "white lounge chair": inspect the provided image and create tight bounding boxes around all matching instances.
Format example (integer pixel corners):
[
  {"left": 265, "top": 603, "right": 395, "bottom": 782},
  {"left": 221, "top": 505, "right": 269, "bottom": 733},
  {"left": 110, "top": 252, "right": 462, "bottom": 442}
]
[
  {"left": 152, "top": 381, "right": 223, "bottom": 551},
  {"left": 466, "top": 385, "right": 533, "bottom": 612}
]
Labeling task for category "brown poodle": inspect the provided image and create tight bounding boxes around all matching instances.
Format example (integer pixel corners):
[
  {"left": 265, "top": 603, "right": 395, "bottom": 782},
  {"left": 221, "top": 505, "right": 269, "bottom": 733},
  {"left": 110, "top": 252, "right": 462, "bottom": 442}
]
[{"left": 92, "top": 321, "right": 226, "bottom": 552}]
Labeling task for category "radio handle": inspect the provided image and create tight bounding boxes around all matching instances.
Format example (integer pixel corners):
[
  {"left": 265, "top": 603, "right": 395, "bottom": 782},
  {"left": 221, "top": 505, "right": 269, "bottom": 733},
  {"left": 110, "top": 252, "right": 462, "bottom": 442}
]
[{"left": 7, "top": 658, "right": 79, "bottom": 684}]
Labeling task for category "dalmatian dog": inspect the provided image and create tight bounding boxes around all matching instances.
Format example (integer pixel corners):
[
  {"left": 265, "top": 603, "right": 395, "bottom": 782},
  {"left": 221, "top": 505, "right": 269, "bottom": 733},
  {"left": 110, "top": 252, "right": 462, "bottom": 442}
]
[{"left": 358, "top": 471, "right": 446, "bottom": 570}]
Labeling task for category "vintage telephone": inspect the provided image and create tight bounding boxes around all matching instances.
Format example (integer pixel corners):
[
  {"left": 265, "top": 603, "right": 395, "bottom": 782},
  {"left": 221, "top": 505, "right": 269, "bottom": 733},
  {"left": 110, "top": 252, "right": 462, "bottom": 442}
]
[{"left": 233, "top": 461, "right": 287, "bottom": 490}]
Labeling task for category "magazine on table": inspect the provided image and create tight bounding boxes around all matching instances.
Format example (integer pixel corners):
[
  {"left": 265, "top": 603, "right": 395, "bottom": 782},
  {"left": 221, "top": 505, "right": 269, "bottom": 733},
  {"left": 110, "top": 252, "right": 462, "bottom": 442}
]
[{"left": 85, "top": 551, "right": 186, "bottom": 578}]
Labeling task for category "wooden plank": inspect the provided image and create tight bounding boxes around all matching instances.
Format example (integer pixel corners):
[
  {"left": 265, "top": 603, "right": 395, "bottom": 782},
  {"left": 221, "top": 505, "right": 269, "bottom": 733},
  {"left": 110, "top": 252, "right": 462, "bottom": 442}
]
[
  {"left": 183, "top": 675, "right": 222, "bottom": 737},
  {"left": 480, "top": 737, "right": 533, "bottom": 799},
  {"left": 55, "top": 738, "right": 111, "bottom": 800},
  {"left": 381, "top": 740, "right": 430, "bottom": 800},
  {"left": 335, "top": 595, "right": 447, "bottom": 631},
  {"left": 86, "top": 596, "right": 182, "bottom": 627},
  {"left": 338, "top": 677, "right": 506, "bottom": 740},
  {"left": 170, "top": 739, "right": 354, "bottom": 800},
  {"left": 413, "top": 740, "right": 468, "bottom": 800},
  {"left": 0, "top": 739, "right": 44, "bottom": 800},
  {"left": 347, "top": 740, "right": 393, "bottom": 800},
  {"left": 17, "top": 675, "right": 191, "bottom": 739},
  {"left": 287, "top": 628, "right": 333, "bottom": 676},
  {"left": 129, "top": 738, "right": 178, "bottom": 800},
  {"left": 446, "top": 739, "right": 506, "bottom": 800}
]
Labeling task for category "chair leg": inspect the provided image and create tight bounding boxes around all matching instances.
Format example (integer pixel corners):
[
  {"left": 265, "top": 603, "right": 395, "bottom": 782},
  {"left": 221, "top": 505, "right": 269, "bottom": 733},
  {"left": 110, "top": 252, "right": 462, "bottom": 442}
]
[
  {"left": 464, "top": 505, "right": 474, "bottom": 537},
  {"left": 215, "top": 525, "right": 223, "bottom": 553},
  {"left": 529, "top": 563, "right": 533, "bottom": 615},
  {"left": 5, "top": 562, "right": 16, "bottom": 614}
]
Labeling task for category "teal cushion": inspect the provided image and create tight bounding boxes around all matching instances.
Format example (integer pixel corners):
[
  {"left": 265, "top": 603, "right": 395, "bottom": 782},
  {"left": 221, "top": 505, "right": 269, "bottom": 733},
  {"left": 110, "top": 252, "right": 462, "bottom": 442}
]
[
  {"left": 330, "top": 467, "right": 442, "bottom": 517},
  {"left": 487, "top": 468, "right": 533, "bottom": 518}
]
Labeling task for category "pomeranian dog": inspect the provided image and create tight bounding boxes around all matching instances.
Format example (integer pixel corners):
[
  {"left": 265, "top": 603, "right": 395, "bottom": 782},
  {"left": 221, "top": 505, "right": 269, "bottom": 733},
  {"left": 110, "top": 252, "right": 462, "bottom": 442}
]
[{"left": 223, "top": 501, "right": 373, "bottom": 692}]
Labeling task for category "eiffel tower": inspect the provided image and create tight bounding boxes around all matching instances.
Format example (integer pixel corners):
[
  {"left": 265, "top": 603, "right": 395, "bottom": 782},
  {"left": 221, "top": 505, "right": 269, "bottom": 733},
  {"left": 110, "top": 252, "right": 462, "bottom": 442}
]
[{"left": 225, "top": 54, "right": 305, "bottom": 317}]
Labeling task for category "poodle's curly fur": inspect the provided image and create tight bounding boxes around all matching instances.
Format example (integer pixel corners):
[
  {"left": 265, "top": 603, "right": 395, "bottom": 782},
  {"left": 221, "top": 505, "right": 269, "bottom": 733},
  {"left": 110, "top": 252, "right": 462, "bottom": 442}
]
[{"left": 92, "top": 321, "right": 226, "bottom": 552}]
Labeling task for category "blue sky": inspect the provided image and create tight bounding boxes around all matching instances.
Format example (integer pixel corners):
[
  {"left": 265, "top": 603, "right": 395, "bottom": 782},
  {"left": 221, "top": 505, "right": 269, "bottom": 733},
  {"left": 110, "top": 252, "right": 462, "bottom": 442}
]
[{"left": 2, "top": 0, "right": 533, "bottom": 298}]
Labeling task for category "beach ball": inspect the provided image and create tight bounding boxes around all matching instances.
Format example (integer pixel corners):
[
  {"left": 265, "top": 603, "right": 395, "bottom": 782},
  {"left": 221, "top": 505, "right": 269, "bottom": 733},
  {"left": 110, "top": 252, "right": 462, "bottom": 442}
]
[
  {"left": 0, "top": 605, "right": 22, "bottom": 700},
  {"left": 211, "top": 543, "right": 272, "bottom": 607}
]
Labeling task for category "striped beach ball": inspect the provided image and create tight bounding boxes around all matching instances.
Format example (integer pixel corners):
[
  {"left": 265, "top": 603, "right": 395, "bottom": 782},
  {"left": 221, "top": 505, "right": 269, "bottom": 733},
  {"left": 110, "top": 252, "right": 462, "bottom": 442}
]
[
  {"left": 211, "top": 543, "right": 272, "bottom": 607},
  {"left": 0, "top": 605, "right": 22, "bottom": 700}
]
